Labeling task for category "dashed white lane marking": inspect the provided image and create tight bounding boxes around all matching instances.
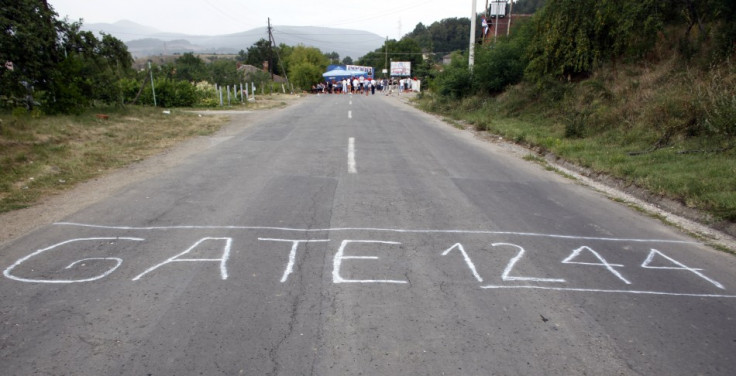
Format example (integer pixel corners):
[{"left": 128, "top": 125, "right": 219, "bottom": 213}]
[
  {"left": 348, "top": 137, "right": 357, "bottom": 174},
  {"left": 348, "top": 110, "right": 352, "bottom": 119}
]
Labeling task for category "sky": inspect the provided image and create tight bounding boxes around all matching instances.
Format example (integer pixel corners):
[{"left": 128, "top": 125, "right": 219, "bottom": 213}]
[{"left": 48, "top": 0, "right": 488, "bottom": 41}]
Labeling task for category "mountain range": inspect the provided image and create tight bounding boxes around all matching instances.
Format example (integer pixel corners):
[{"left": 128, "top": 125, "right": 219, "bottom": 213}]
[{"left": 82, "top": 20, "right": 385, "bottom": 60}]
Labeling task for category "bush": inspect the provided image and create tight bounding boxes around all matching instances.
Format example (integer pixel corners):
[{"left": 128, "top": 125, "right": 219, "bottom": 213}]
[
  {"left": 434, "top": 53, "right": 472, "bottom": 99},
  {"left": 704, "top": 94, "right": 736, "bottom": 143},
  {"left": 194, "top": 81, "right": 219, "bottom": 107},
  {"left": 472, "top": 20, "right": 533, "bottom": 95},
  {"left": 472, "top": 41, "right": 527, "bottom": 95},
  {"left": 564, "top": 111, "right": 588, "bottom": 139},
  {"left": 135, "top": 78, "right": 198, "bottom": 107}
]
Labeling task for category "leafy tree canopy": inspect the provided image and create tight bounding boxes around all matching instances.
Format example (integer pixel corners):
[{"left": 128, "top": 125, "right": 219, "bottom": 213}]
[
  {"left": 357, "top": 38, "right": 424, "bottom": 79},
  {"left": 1, "top": 0, "right": 134, "bottom": 113},
  {"left": 286, "top": 45, "right": 329, "bottom": 89},
  {"left": 403, "top": 18, "right": 471, "bottom": 57},
  {"left": 512, "top": 0, "right": 546, "bottom": 14},
  {"left": 525, "top": 0, "right": 665, "bottom": 81},
  {"left": 174, "top": 52, "right": 208, "bottom": 82}
]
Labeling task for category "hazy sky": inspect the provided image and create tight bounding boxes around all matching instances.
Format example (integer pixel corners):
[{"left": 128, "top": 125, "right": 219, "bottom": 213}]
[{"left": 48, "top": 0, "right": 487, "bottom": 40}]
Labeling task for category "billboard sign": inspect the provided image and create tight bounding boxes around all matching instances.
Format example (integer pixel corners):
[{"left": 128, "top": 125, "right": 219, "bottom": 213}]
[
  {"left": 390, "top": 61, "right": 411, "bottom": 76},
  {"left": 490, "top": 0, "right": 506, "bottom": 17},
  {"left": 346, "top": 65, "right": 374, "bottom": 78}
]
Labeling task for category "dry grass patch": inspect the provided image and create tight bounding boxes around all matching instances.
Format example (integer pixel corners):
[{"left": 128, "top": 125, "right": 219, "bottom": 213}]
[{"left": 0, "top": 107, "right": 228, "bottom": 213}]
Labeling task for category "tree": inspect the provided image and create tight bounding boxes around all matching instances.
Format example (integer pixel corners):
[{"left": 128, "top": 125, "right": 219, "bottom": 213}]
[
  {"left": 174, "top": 53, "right": 207, "bottom": 82},
  {"left": 286, "top": 45, "right": 329, "bottom": 90},
  {"left": 1, "top": 1, "right": 134, "bottom": 112},
  {"left": 0, "top": 0, "right": 61, "bottom": 108},
  {"left": 403, "top": 18, "right": 467, "bottom": 58},
  {"left": 342, "top": 56, "right": 353, "bottom": 65},
  {"left": 357, "top": 38, "right": 424, "bottom": 80},
  {"left": 524, "top": 0, "right": 665, "bottom": 82},
  {"left": 324, "top": 51, "right": 340, "bottom": 65},
  {"left": 237, "top": 49, "right": 247, "bottom": 63},
  {"left": 244, "top": 38, "right": 284, "bottom": 75},
  {"left": 472, "top": 24, "right": 531, "bottom": 94},
  {"left": 512, "top": 0, "right": 547, "bottom": 14},
  {"left": 660, "top": 0, "right": 736, "bottom": 60},
  {"left": 209, "top": 59, "right": 240, "bottom": 85},
  {"left": 433, "top": 52, "right": 471, "bottom": 99},
  {"left": 47, "top": 21, "right": 133, "bottom": 112},
  {"left": 407, "top": 22, "right": 433, "bottom": 52}
]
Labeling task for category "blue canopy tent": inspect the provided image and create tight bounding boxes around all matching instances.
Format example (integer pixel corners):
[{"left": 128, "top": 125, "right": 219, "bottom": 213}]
[{"left": 322, "top": 69, "right": 368, "bottom": 82}]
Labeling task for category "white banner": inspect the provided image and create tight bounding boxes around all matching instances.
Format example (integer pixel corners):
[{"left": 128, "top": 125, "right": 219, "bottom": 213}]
[
  {"left": 346, "top": 65, "right": 374, "bottom": 77},
  {"left": 390, "top": 62, "right": 411, "bottom": 76}
]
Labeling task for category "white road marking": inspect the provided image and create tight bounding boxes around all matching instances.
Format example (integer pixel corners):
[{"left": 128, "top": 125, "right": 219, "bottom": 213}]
[
  {"left": 481, "top": 285, "right": 736, "bottom": 298},
  {"left": 54, "top": 223, "right": 698, "bottom": 244},
  {"left": 348, "top": 110, "right": 352, "bottom": 119},
  {"left": 442, "top": 243, "right": 483, "bottom": 282},
  {"left": 258, "top": 238, "right": 330, "bottom": 282},
  {"left": 132, "top": 237, "right": 232, "bottom": 281},
  {"left": 562, "top": 246, "right": 631, "bottom": 284},
  {"left": 494, "top": 243, "right": 566, "bottom": 283},
  {"left": 348, "top": 137, "right": 357, "bottom": 174},
  {"left": 333, "top": 240, "right": 408, "bottom": 284},
  {"left": 642, "top": 248, "right": 724, "bottom": 289},
  {"left": 3, "top": 237, "right": 143, "bottom": 284}
]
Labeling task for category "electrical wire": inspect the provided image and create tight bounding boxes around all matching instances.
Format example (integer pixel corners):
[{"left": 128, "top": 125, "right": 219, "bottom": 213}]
[{"left": 200, "top": 0, "right": 246, "bottom": 27}]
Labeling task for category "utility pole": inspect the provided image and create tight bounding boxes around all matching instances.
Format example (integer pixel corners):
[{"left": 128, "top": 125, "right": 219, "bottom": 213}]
[
  {"left": 507, "top": 0, "right": 513, "bottom": 36},
  {"left": 493, "top": 0, "right": 499, "bottom": 43},
  {"left": 267, "top": 18, "right": 293, "bottom": 94},
  {"left": 148, "top": 61, "right": 157, "bottom": 107},
  {"left": 267, "top": 18, "right": 274, "bottom": 79},
  {"left": 469, "top": 0, "right": 477, "bottom": 70},
  {"left": 384, "top": 36, "right": 388, "bottom": 78}
]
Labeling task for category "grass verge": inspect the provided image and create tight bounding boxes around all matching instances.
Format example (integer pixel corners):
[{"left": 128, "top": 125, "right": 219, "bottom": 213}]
[
  {"left": 416, "top": 62, "right": 736, "bottom": 224},
  {"left": 0, "top": 106, "right": 228, "bottom": 213}
]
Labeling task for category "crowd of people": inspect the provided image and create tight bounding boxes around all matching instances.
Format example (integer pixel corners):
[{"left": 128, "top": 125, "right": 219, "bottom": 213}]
[{"left": 311, "top": 77, "right": 414, "bottom": 96}]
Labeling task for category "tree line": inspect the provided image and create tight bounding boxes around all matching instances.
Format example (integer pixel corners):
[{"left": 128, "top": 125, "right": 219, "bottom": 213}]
[
  {"left": 1, "top": 1, "right": 358, "bottom": 113},
  {"left": 4, "top": 0, "right": 733, "bottom": 115},
  {"left": 1, "top": 1, "right": 132, "bottom": 114},
  {"left": 434, "top": 0, "right": 736, "bottom": 98}
]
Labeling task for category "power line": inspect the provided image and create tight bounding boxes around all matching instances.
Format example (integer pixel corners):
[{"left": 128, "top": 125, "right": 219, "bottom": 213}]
[
  {"left": 87, "top": 30, "right": 266, "bottom": 39},
  {"left": 200, "top": 0, "right": 244, "bottom": 27},
  {"left": 314, "top": 0, "right": 441, "bottom": 32}
]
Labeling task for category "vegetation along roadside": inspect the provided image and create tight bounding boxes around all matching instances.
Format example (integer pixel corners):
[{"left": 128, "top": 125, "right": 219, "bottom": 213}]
[
  {"left": 416, "top": 0, "right": 736, "bottom": 236},
  {"left": 0, "top": 107, "right": 228, "bottom": 213},
  {"left": 2, "top": 0, "right": 735, "bottom": 242}
]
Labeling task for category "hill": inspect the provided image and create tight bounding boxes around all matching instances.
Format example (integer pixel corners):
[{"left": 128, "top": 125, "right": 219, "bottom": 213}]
[{"left": 83, "top": 21, "right": 385, "bottom": 60}]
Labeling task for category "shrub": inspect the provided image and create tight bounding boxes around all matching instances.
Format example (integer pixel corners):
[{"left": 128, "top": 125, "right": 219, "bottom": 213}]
[
  {"left": 704, "top": 94, "right": 736, "bottom": 143},
  {"left": 434, "top": 53, "right": 472, "bottom": 99},
  {"left": 136, "top": 78, "right": 198, "bottom": 107},
  {"left": 472, "top": 41, "right": 527, "bottom": 95}
]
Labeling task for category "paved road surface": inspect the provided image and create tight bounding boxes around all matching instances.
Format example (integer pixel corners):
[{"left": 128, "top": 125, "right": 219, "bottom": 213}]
[{"left": 2, "top": 93, "right": 735, "bottom": 375}]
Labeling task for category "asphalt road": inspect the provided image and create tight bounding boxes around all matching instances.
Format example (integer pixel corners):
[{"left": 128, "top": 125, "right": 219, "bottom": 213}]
[{"left": 2, "top": 93, "right": 736, "bottom": 375}]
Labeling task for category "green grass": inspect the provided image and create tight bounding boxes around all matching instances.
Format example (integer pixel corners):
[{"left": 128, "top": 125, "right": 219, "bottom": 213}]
[{"left": 417, "top": 93, "right": 736, "bottom": 222}]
